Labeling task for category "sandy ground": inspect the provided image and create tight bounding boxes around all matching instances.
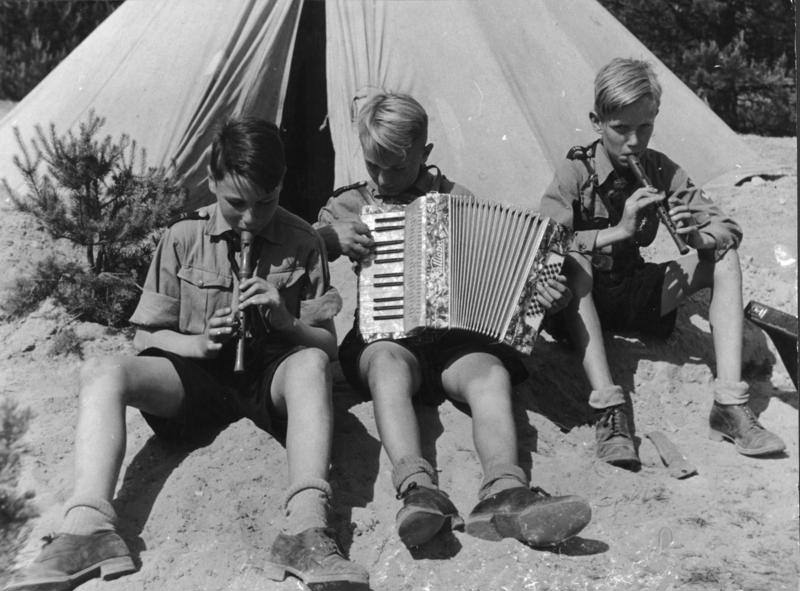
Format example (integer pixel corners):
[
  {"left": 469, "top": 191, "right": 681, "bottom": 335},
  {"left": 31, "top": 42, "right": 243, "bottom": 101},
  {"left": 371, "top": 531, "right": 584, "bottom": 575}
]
[{"left": 0, "top": 132, "right": 796, "bottom": 591}]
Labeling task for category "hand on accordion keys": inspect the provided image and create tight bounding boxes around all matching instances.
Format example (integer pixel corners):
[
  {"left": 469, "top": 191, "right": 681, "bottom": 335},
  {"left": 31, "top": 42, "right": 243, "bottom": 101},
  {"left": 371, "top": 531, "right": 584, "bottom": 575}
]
[
  {"left": 534, "top": 274, "right": 572, "bottom": 315},
  {"left": 330, "top": 219, "right": 375, "bottom": 262}
]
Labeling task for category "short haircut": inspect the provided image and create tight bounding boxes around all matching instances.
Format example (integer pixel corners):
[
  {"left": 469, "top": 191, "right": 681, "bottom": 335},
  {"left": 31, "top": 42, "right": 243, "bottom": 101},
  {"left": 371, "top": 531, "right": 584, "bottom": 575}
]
[
  {"left": 593, "top": 58, "right": 662, "bottom": 120},
  {"left": 209, "top": 116, "right": 285, "bottom": 192},
  {"left": 356, "top": 92, "right": 428, "bottom": 164}
]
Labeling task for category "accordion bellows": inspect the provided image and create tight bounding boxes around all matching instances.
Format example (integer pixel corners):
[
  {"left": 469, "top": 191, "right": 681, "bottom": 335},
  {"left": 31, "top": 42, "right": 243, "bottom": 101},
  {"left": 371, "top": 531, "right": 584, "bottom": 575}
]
[{"left": 358, "top": 192, "right": 570, "bottom": 355}]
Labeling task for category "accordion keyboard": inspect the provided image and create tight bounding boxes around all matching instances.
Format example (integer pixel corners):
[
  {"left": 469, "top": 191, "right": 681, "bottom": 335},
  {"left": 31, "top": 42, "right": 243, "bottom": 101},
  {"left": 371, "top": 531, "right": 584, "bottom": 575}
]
[{"left": 358, "top": 210, "right": 408, "bottom": 339}]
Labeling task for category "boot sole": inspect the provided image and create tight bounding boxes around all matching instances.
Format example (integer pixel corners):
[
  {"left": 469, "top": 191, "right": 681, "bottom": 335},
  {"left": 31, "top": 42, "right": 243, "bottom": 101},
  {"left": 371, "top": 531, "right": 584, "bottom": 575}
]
[
  {"left": 466, "top": 496, "right": 591, "bottom": 546},
  {"left": 3, "top": 555, "right": 136, "bottom": 591},
  {"left": 263, "top": 560, "right": 369, "bottom": 587},
  {"left": 709, "top": 428, "right": 786, "bottom": 456},
  {"left": 396, "top": 506, "right": 449, "bottom": 547}
]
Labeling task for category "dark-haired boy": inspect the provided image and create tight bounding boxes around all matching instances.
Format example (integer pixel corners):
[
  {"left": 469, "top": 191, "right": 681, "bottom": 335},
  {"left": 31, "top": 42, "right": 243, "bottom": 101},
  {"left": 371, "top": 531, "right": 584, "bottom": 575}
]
[{"left": 4, "top": 117, "right": 368, "bottom": 591}]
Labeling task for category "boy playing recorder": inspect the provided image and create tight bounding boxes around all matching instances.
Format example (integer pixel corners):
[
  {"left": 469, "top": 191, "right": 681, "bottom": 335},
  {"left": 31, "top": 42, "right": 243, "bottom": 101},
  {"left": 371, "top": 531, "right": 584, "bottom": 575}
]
[
  {"left": 538, "top": 58, "right": 785, "bottom": 470},
  {"left": 5, "top": 117, "right": 368, "bottom": 591}
]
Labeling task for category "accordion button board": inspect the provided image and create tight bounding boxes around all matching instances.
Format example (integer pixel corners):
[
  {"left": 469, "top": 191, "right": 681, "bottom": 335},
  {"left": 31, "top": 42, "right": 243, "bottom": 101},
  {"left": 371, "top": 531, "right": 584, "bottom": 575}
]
[{"left": 358, "top": 192, "right": 570, "bottom": 355}]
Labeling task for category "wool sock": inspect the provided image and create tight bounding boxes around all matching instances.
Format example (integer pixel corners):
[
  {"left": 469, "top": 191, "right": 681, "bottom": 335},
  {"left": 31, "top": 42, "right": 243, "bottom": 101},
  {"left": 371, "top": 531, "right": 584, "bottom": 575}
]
[
  {"left": 391, "top": 455, "right": 436, "bottom": 495},
  {"left": 60, "top": 496, "right": 117, "bottom": 535},
  {"left": 478, "top": 464, "right": 528, "bottom": 501},
  {"left": 283, "top": 478, "right": 332, "bottom": 535}
]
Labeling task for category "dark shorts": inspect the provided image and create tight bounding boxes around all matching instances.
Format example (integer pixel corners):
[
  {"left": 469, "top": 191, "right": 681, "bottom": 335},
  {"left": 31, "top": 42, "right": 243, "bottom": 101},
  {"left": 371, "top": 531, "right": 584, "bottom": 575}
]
[
  {"left": 545, "top": 260, "right": 677, "bottom": 342},
  {"left": 338, "top": 325, "right": 529, "bottom": 407},
  {"left": 137, "top": 345, "right": 303, "bottom": 445}
]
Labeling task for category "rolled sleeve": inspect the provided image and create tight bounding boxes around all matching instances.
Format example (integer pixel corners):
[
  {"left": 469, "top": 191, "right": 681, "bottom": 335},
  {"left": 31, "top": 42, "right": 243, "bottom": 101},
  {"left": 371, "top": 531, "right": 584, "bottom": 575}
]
[
  {"left": 298, "top": 235, "right": 342, "bottom": 325},
  {"left": 314, "top": 191, "right": 371, "bottom": 261},
  {"left": 667, "top": 167, "right": 743, "bottom": 261},
  {"left": 539, "top": 163, "right": 595, "bottom": 254},
  {"left": 129, "top": 291, "right": 179, "bottom": 328},
  {"left": 128, "top": 228, "right": 182, "bottom": 329}
]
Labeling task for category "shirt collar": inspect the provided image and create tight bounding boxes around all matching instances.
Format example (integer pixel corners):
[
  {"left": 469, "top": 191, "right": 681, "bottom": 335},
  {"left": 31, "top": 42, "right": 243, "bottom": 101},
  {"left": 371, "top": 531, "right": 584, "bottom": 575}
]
[
  {"left": 205, "top": 203, "right": 281, "bottom": 244},
  {"left": 366, "top": 165, "right": 442, "bottom": 202},
  {"left": 593, "top": 142, "right": 618, "bottom": 186}
]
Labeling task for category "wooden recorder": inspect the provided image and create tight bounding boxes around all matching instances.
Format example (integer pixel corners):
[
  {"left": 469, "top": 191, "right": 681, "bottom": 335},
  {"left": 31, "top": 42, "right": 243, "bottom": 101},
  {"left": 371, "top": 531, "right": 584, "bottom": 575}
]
[
  {"left": 627, "top": 154, "right": 690, "bottom": 255},
  {"left": 234, "top": 231, "right": 254, "bottom": 373}
]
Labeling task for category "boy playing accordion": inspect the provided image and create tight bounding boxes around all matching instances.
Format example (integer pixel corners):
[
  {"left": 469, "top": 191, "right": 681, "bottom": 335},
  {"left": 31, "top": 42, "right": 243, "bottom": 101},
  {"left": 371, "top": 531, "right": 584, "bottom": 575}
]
[{"left": 316, "top": 92, "right": 591, "bottom": 549}]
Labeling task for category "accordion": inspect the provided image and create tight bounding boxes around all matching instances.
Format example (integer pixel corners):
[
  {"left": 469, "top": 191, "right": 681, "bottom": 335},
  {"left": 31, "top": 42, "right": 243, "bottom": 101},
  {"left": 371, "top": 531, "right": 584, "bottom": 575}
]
[{"left": 357, "top": 192, "right": 570, "bottom": 355}]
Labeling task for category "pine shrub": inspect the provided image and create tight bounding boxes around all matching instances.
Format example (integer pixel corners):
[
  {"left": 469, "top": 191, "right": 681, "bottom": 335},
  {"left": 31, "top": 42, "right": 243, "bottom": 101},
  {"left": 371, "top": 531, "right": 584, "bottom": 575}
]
[{"left": 2, "top": 111, "right": 185, "bottom": 326}]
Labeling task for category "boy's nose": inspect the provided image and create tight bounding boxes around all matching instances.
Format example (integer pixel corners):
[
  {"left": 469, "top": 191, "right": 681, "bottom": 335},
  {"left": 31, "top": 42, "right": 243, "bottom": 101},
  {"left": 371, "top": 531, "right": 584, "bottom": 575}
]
[{"left": 240, "top": 209, "right": 257, "bottom": 226}]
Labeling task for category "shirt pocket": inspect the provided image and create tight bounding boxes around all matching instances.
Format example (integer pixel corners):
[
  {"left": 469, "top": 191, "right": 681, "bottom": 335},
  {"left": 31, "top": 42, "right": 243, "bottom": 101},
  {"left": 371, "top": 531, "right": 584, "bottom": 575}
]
[
  {"left": 177, "top": 265, "right": 233, "bottom": 334},
  {"left": 266, "top": 267, "right": 307, "bottom": 318}
]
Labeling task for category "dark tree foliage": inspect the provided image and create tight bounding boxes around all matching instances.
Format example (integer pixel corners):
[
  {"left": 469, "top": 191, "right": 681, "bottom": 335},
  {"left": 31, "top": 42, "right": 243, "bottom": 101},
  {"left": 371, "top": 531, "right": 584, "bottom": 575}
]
[
  {"left": 0, "top": 0, "right": 122, "bottom": 100},
  {"left": 2, "top": 111, "right": 186, "bottom": 326},
  {"left": 598, "top": 0, "right": 796, "bottom": 135}
]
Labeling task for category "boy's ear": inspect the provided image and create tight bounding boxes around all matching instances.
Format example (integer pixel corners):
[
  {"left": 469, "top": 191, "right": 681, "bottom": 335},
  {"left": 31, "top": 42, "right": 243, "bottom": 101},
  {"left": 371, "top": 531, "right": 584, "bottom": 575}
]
[
  {"left": 589, "top": 112, "right": 603, "bottom": 134},
  {"left": 423, "top": 143, "right": 433, "bottom": 161}
]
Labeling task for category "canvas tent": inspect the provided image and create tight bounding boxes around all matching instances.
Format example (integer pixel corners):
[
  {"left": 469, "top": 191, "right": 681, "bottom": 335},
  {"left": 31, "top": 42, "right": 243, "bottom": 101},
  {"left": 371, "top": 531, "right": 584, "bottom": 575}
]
[{"left": 0, "top": 0, "right": 768, "bottom": 221}]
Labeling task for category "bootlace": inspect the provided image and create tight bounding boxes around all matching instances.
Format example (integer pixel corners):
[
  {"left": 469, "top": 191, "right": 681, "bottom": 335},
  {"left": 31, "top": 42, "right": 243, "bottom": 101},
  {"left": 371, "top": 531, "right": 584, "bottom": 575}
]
[
  {"left": 603, "top": 406, "right": 625, "bottom": 437},
  {"left": 738, "top": 404, "right": 762, "bottom": 429},
  {"left": 396, "top": 481, "right": 418, "bottom": 500}
]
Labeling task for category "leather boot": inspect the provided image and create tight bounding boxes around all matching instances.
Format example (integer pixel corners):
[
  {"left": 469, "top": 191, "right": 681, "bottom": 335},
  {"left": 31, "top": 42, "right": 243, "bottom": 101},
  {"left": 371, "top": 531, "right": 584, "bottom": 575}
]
[
  {"left": 595, "top": 405, "right": 640, "bottom": 470},
  {"left": 709, "top": 402, "right": 786, "bottom": 456},
  {"left": 3, "top": 531, "right": 135, "bottom": 591},
  {"left": 395, "top": 483, "right": 463, "bottom": 548},
  {"left": 264, "top": 527, "right": 369, "bottom": 588},
  {"left": 465, "top": 486, "right": 591, "bottom": 547}
]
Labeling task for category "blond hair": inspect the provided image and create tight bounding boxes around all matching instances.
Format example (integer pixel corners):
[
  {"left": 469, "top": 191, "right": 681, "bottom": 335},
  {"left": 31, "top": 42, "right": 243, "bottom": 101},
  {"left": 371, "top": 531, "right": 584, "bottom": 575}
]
[
  {"left": 356, "top": 92, "right": 428, "bottom": 164},
  {"left": 594, "top": 58, "right": 662, "bottom": 120}
]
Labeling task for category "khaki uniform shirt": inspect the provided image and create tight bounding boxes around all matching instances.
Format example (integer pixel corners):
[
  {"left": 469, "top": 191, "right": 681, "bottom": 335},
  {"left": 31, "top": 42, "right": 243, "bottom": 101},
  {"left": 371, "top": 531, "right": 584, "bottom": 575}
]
[
  {"left": 314, "top": 165, "right": 474, "bottom": 260},
  {"left": 539, "top": 141, "right": 742, "bottom": 270},
  {"left": 130, "top": 203, "right": 340, "bottom": 338}
]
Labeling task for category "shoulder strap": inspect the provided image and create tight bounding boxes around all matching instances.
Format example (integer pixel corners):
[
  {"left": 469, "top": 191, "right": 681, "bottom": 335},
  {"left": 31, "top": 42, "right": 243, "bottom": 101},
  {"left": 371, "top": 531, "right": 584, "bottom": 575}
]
[
  {"left": 566, "top": 141, "right": 600, "bottom": 215},
  {"left": 168, "top": 209, "right": 209, "bottom": 227},
  {"left": 331, "top": 180, "right": 368, "bottom": 198}
]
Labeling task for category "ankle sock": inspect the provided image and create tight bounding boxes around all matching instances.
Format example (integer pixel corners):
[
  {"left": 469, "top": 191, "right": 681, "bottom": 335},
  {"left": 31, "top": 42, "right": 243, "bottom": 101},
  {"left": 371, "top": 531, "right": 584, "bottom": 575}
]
[
  {"left": 60, "top": 496, "right": 117, "bottom": 535},
  {"left": 588, "top": 385, "right": 626, "bottom": 409},
  {"left": 712, "top": 379, "right": 749, "bottom": 405},
  {"left": 477, "top": 464, "right": 528, "bottom": 501},
  {"left": 392, "top": 456, "right": 436, "bottom": 495},
  {"left": 283, "top": 478, "right": 332, "bottom": 535}
]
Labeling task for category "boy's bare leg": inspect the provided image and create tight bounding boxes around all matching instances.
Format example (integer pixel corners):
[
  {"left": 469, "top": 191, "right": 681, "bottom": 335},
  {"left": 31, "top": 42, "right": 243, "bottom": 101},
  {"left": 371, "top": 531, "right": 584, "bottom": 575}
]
[
  {"left": 661, "top": 249, "right": 784, "bottom": 455},
  {"left": 271, "top": 349, "right": 333, "bottom": 485},
  {"left": 358, "top": 341, "right": 458, "bottom": 548},
  {"left": 442, "top": 352, "right": 519, "bottom": 492},
  {"left": 562, "top": 255, "right": 618, "bottom": 392},
  {"left": 264, "top": 347, "right": 368, "bottom": 586},
  {"left": 3, "top": 357, "right": 185, "bottom": 591},
  {"left": 360, "top": 341, "right": 424, "bottom": 468},
  {"left": 73, "top": 356, "right": 184, "bottom": 504},
  {"left": 562, "top": 254, "right": 638, "bottom": 469},
  {"left": 444, "top": 352, "right": 592, "bottom": 546}
]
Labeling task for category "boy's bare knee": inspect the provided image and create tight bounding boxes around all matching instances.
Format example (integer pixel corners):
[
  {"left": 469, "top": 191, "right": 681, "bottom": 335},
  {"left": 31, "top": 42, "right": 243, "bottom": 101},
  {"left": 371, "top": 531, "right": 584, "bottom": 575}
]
[
  {"left": 468, "top": 363, "right": 510, "bottom": 396},
  {"left": 284, "top": 347, "right": 331, "bottom": 380},
  {"left": 78, "top": 356, "right": 130, "bottom": 403},
  {"left": 448, "top": 355, "right": 510, "bottom": 401},
  {"left": 79, "top": 356, "right": 127, "bottom": 387},
  {"left": 363, "top": 346, "right": 415, "bottom": 376}
]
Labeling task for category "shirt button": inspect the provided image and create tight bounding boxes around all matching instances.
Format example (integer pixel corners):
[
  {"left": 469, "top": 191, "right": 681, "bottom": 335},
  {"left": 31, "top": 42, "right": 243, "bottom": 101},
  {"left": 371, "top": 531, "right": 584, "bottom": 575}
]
[{"left": 198, "top": 279, "right": 204, "bottom": 286}]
